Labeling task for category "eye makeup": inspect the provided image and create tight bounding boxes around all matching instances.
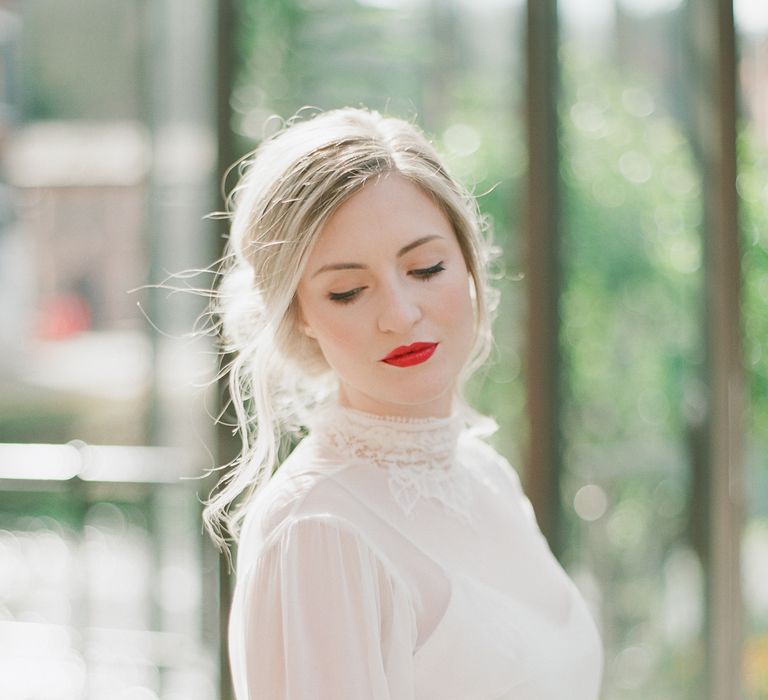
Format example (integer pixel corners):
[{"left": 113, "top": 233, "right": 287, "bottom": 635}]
[{"left": 327, "top": 261, "right": 446, "bottom": 305}]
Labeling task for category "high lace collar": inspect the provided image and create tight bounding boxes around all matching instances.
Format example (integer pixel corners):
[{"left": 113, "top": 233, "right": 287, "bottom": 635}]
[
  {"left": 311, "top": 400, "right": 464, "bottom": 471},
  {"left": 308, "top": 399, "right": 478, "bottom": 525}
]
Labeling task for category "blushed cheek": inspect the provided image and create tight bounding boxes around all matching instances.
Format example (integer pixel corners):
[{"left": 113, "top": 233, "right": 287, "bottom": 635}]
[
  {"left": 314, "top": 321, "right": 365, "bottom": 366},
  {"left": 444, "top": 279, "right": 474, "bottom": 320},
  {"left": 443, "top": 280, "right": 476, "bottom": 356}
]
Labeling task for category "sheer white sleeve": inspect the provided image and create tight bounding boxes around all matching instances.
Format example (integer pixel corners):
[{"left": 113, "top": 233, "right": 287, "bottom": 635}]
[{"left": 232, "top": 515, "right": 416, "bottom": 700}]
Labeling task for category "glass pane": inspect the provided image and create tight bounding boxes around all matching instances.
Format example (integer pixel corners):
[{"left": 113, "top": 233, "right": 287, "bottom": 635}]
[
  {"left": 735, "top": 2, "right": 768, "bottom": 697},
  {"left": 0, "top": 475, "right": 215, "bottom": 700},
  {"left": 559, "top": 0, "right": 705, "bottom": 697},
  {"left": 0, "top": 2, "right": 219, "bottom": 699}
]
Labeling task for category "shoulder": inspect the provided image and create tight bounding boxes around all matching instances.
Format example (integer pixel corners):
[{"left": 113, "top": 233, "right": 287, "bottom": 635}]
[
  {"left": 458, "top": 432, "right": 525, "bottom": 493},
  {"left": 459, "top": 432, "right": 545, "bottom": 533},
  {"left": 239, "top": 509, "right": 409, "bottom": 604},
  {"left": 236, "top": 437, "right": 376, "bottom": 570}
]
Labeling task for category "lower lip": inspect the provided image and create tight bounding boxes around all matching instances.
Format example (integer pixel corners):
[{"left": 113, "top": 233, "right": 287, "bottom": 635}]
[{"left": 382, "top": 344, "right": 438, "bottom": 367}]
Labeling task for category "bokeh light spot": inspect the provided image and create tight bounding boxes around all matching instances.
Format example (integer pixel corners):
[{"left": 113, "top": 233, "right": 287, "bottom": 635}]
[{"left": 574, "top": 484, "right": 609, "bottom": 521}]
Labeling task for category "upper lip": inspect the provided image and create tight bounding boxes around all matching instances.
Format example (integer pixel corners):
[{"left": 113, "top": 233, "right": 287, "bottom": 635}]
[{"left": 381, "top": 342, "right": 437, "bottom": 361}]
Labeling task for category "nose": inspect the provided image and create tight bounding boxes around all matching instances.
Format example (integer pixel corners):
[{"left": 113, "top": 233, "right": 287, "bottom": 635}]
[{"left": 377, "top": 278, "right": 422, "bottom": 334}]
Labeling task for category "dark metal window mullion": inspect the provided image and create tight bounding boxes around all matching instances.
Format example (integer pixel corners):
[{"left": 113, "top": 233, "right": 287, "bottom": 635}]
[{"left": 524, "top": 0, "right": 562, "bottom": 554}]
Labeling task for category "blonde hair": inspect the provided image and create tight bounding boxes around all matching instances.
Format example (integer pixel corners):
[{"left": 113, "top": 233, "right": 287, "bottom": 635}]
[{"left": 205, "top": 107, "right": 499, "bottom": 547}]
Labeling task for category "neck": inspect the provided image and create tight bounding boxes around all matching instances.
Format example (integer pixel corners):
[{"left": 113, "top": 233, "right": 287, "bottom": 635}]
[{"left": 337, "top": 385, "right": 456, "bottom": 420}]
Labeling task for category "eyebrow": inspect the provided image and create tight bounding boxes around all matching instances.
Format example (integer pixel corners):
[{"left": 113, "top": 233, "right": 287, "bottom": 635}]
[{"left": 311, "top": 235, "right": 443, "bottom": 278}]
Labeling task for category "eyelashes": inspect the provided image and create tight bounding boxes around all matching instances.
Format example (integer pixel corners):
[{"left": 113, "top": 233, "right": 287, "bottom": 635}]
[
  {"left": 328, "top": 262, "right": 446, "bottom": 305},
  {"left": 411, "top": 261, "right": 446, "bottom": 280},
  {"left": 328, "top": 288, "right": 364, "bottom": 304}
]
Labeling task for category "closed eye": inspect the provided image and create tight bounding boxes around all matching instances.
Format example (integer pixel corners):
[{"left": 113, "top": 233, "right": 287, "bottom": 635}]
[
  {"left": 328, "top": 262, "right": 445, "bottom": 305},
  {"left": 329, "top": 287, "right": 367, "bottom": 304},
  {"left": 411, "top": 261, "right": 445, "bottom": 280}
]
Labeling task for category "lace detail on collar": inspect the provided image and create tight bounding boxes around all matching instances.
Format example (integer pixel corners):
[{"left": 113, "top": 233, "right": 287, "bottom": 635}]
[{"left": 309, "top": 401, "right": 478, "bottom": 526}]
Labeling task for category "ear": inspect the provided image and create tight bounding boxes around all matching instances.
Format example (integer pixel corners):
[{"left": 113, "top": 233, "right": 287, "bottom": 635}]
[
  {"left": 295, "top": 299, "right": 316, "bottom": 339},
  {"left": 298, "top": 310, "right": 316, "bottom": 339}
]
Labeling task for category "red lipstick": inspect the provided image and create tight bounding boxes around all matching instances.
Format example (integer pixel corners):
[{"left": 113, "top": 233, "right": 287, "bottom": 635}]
[{"left": 381, "top": 342, "right": 438, "bottom": 367}]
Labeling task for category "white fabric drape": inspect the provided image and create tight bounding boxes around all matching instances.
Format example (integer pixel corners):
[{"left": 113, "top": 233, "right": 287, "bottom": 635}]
[
  {"left": 235, "top": 515, "right": 415, "bottom": 700},
  {"left": 228, "top": 399, "right": 603, "bottom": 700}
]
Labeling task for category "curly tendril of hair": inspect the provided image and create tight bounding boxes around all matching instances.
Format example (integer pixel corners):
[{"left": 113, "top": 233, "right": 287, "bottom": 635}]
[{"left": 203, "top": 107, "right": 501, "bottom": 550}]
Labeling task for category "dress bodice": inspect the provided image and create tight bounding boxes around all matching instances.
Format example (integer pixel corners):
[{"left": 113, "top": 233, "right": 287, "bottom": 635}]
[{"left": 229, "top": 399, "right": 604, "bottom": 700}]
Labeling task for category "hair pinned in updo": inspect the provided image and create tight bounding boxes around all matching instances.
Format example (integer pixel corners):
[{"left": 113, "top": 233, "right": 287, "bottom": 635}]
[{"left": 204, "top": 107, "right": 500, "bottom": 549}]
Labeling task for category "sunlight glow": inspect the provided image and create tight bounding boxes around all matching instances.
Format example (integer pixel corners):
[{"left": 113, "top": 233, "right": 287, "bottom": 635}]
[{"left": 735, "top": 0, "right": 768, "bottom": 35}]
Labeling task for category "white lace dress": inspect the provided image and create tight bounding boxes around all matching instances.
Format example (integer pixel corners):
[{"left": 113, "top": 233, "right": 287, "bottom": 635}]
[{"left": 228, "top": 399, "right": 603, "bottom": 699}]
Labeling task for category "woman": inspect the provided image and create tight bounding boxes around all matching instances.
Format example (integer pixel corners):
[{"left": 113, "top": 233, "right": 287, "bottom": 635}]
[{"left": 206, "top": 107, "right": 603, "bottom": 699}]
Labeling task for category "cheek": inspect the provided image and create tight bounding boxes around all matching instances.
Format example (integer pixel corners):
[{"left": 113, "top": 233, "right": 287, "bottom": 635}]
[
  {"left": 304, "top": 304, "right": 364, "bottom": 358},
  {"left": 323, "top": 322, "right": 362, "bottom": 350},
  {"left": 439, "top": 273, "right": 475, "bottom": 321},
  {"left": 437, "top": 276, "right": 476, "bottom": 359}
]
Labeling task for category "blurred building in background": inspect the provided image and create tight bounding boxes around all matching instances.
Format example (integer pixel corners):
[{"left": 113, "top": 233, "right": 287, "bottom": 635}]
[
  {"left": 0, "top": 1, "right": 219, "bottom": 699},
  {"left": 0, "top": 0, "right": 766, "bottom": 699}
]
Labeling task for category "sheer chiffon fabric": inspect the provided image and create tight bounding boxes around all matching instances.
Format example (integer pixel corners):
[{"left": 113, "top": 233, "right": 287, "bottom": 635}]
[{"left": 229, "top": 400, "right": 603, "bottom": 699}]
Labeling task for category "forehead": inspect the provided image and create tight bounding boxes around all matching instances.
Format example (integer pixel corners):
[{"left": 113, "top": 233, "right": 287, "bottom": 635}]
[{"left": 310, "top": 173, "right": 455, "bottom": 259}]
